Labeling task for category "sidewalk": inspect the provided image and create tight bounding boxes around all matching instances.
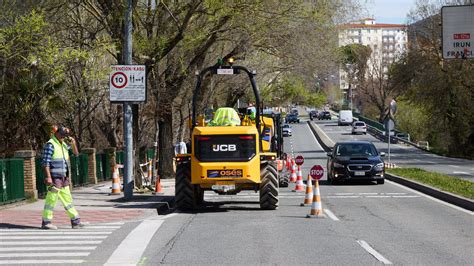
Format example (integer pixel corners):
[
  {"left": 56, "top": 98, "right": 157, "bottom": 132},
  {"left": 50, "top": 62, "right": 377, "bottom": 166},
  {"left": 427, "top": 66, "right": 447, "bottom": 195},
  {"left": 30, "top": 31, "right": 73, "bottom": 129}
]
[{"left": 0, "top": 179, "right": 175, "bottom": 229}]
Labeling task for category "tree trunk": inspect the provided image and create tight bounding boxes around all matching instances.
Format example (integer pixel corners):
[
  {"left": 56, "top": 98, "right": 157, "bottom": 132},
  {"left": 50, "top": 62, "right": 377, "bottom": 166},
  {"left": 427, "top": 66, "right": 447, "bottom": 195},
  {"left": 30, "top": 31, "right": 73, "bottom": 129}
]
[
  {"left": 133, "top": 104, "right": 143, "bottom": 188},
  {"left": 158, "top": 113, "right": 175, "bottom": 179}
]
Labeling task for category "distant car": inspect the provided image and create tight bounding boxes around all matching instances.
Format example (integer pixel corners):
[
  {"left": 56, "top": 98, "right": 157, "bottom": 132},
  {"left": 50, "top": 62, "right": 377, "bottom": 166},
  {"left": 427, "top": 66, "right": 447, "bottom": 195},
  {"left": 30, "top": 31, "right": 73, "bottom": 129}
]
[
  {"left": 309, "top": 110, "right": 319, "bottom": 120},
  {"left": 286, "top": 114, "right": 300, "bottom": 123},
  {"left": 282, "top": 124, "right": 292, "bottom": 136},
  {"left": 318, "top": 111, "right": 331, "bottom": 120},
  {"left": 351, "top": 121, "right": 367, "bottom": 134},
  {"left": 326, "top": 141, "right": 385, "bottom": 184}
]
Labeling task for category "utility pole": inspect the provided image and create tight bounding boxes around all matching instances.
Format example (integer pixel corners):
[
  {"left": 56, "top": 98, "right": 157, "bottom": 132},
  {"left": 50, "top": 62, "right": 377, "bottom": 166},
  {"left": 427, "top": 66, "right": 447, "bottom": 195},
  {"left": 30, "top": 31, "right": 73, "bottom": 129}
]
[{"left": 123, "top": 0, "right": 134, "bottom": 200}]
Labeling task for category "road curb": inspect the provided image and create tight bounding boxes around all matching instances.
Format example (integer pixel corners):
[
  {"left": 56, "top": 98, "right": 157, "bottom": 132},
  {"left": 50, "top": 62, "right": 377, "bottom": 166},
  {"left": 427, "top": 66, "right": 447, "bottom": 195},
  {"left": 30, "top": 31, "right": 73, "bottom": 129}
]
[
  {"left": 307, "top": 121, "right": 332, "bottom": 152},
  {"left": 385, "top": 173, "right": 474, "bottom": 211},
  {"left": 307, "top": 120, "right": 474, "bottom": 212}
]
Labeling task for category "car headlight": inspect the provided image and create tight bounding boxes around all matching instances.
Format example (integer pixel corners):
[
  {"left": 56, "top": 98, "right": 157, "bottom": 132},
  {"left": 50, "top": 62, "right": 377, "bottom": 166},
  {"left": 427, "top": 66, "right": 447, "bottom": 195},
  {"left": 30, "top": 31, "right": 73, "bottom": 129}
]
[
  {"left": 374, "top": 163, "right": 384, "bottom": 171},
  {"left": 333, "top": 162, "right": 345, "bottom": 168}
]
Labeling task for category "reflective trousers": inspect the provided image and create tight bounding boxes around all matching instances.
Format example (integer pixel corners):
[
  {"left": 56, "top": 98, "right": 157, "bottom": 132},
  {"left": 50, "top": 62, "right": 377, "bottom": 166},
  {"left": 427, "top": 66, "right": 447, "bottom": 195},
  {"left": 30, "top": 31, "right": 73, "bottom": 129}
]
[{"left": 42, "top": 185, "right": 80, "bottom": 223}]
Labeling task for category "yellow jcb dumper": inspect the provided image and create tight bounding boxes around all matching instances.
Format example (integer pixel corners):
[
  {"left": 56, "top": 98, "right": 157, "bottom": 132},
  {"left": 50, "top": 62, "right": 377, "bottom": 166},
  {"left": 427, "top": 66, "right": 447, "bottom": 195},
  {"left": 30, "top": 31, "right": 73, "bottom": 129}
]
[{"left": 175, "top": 63, "right": 279, "bottom": 210}]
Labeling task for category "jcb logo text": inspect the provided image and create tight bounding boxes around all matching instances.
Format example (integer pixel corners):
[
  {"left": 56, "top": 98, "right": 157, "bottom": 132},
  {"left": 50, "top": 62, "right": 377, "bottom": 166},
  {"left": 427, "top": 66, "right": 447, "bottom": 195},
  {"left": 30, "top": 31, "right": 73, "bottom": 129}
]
[{"left": 212, "top": 144, "right": 236, "bottom": 152}]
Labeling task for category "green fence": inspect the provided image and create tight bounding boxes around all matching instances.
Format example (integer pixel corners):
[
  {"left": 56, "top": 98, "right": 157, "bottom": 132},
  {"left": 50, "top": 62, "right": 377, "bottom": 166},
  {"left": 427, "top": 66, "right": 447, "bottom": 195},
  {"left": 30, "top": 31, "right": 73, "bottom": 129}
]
[
  {"left": 35, "top": 158, "right": 47, "bottom": 197},
  {"left": 70, "top": 154, "right": 89, "bottom": 187},
  {"left": 0, "top": 158, "right": 25, "bottom": 204},
  {"left": 96, "top": 153, "right": 111, "bottom": 181},
  {"left": 36, "top": 153, "right": 89, "bottom": 197}
]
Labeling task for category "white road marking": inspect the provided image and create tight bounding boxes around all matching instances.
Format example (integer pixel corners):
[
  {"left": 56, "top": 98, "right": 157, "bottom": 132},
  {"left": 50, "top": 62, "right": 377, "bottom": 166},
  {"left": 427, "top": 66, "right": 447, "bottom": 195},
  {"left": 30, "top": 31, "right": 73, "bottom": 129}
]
[
  {"left": 359, "top": 193, "right": 378, "bottom": 195},
  {"left": 0, "top": 240, "right": 102, "bottom": 245},
  {"left": 161, "top": 213, "right": 178, "bottom": 220},
  {"left": 357, "top": 240, "right": 392, "bottom": 265},
  {"left": 327, "top": 196, "right": 360, "bottom": 198},
  {"left": 72, "top": 226, "right": 121, "bottom": 229},
  {"left": 0, "top": 231, "right": 111, "bottom": 235},
  {"left": 98, "top": 222, "right": 125, "bottom": 225},
  {"left": 387, "top": 180, "right": 473, "bottom": 215},
  {"left": 2, "top": 235, "right": 107, "bottom": 240},
  {"left": 391, "top": 195, "right": 420, "bottom": 198},
  {"left": 0, "top": 252, "right": 90, "bottom": 258},
  {"left": 0, "top": 229, "right": 116, "bottom": 232},
  {"left": 366, "top": 196, "right": 392, "bottom": 198},
  {"left": 453, "top": 171, "right": 470, "bottom": 175},
  {"left": 104, "top": 219, "right": 164, "bottom": 265},
  {"left": 449, "top": 165, "right": 461, "bottom": 168},
  {"left": 324, "top": 209, "right": 339, "bottom": 221},
  {"left": 0, "top": 260, "right": 84, "bottom": 264},
  {"left": 334, "top": 193, "right": 355, "bottom": 195},
  {"left": 0, "top": 246, "right": 96, "bottom": 251}
]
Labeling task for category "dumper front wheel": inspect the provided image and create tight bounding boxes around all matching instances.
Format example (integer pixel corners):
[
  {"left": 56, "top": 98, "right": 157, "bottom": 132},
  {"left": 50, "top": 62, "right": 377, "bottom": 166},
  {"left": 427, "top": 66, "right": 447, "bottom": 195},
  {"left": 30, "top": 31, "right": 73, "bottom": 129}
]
[
  {"left": 175, "top": 161, "right": 197, "bottom": 210},
  {"left": 259, "top": 163, "right": 279, "bottom": 210}
]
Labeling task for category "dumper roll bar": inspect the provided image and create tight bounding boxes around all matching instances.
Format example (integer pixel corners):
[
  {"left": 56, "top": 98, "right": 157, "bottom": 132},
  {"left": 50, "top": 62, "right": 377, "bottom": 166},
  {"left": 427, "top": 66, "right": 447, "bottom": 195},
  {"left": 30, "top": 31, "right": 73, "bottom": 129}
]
[{"left": 191, "top": 65, "right": 261, "bottom": 132}]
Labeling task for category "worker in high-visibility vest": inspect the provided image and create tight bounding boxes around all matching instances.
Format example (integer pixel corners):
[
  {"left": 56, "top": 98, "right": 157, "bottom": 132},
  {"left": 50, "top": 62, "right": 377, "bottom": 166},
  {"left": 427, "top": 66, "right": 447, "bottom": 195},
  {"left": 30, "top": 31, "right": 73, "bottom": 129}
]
[
  {"left": 208, "top": 107, "right": 241, "bottom": 126},
  {"left": 41, "top": 126, "right": 84, "bottom": 230}
]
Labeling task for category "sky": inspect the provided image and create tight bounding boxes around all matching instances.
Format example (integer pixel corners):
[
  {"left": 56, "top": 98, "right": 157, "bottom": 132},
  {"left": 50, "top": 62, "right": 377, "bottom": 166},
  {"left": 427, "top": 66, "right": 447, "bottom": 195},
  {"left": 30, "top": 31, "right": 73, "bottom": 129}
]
[{"left": 366, "top": 0, "right": 418, "bottom": 24}]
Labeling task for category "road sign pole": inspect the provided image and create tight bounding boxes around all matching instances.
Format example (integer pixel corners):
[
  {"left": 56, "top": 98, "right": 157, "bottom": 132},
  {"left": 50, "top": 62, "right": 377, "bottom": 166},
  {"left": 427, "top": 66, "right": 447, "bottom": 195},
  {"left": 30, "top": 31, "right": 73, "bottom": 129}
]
[
  {"left": 123, "top": 0, "right": 134, "bottom": 200},
  {"left": 388, "top": 134, "right": 391, "bottom": 164}
]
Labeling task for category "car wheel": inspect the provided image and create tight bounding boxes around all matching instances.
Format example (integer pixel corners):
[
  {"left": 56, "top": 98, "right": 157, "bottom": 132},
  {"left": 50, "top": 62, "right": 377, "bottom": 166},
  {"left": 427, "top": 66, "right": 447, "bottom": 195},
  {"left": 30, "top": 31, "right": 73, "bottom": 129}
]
[{"left": 377, "top": 179, "right": 385, "bottom": 185}]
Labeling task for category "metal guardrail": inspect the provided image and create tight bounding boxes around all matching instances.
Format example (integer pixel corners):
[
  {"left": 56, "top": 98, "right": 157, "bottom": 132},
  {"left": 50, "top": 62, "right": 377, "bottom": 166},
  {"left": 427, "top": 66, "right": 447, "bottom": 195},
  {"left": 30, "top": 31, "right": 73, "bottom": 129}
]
[{"left": 353, "top": 113, "right": 429, "bottom": 151}]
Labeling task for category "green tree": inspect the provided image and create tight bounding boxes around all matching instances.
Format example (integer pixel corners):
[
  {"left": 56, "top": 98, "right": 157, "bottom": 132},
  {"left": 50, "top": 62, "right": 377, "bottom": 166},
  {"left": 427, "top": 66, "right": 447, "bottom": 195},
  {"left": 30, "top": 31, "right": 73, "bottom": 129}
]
[
  {"left": 0, "top": 10, "right": 66, "bottom": 154},
  {"left": 389, "top": 0, "right": 474, "bottom": 157}
]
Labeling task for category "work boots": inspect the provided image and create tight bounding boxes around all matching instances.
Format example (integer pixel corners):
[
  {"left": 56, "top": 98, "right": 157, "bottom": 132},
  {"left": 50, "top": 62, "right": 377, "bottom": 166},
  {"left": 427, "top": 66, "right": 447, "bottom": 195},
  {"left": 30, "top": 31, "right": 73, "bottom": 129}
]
[
  {"left": 41, "top": 223, "right": 58, "bottom": 230},
  {"left": 71, "top": 223, "right": 85, "bottom": 229}
]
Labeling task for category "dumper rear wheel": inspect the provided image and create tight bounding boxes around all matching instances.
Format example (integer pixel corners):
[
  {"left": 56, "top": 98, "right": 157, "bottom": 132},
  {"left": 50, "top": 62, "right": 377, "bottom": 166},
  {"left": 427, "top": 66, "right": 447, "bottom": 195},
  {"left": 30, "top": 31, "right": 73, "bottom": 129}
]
[
  {"left": 175, "top": 161, "right": 197, "bottom": 210},
  {"left": 279, "top": 171, "right": 289, "bottom": 187},
  {"left": 259, "top": 163, "right": 279, "bottom": 210}
]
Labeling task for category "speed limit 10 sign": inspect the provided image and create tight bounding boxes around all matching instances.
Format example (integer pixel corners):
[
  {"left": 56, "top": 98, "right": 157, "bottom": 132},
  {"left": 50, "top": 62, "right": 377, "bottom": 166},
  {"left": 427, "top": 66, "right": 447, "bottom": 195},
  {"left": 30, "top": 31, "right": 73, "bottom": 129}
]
[
  {"left": 295, "top": 155, "right": 304, "bottom": 165},
  {"left": 310, "top": 165, "right": 324, "bottom": 180},
  {"left": 110, "top": 65, "right": 146, "bottom": 102}
]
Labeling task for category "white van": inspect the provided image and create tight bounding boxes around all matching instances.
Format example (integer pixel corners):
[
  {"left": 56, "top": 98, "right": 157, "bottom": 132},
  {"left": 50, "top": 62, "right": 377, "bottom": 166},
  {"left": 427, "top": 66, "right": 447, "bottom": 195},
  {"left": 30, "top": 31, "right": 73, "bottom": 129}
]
[{"left": 338, "top": 110, "right": 353, "bottom": 126}]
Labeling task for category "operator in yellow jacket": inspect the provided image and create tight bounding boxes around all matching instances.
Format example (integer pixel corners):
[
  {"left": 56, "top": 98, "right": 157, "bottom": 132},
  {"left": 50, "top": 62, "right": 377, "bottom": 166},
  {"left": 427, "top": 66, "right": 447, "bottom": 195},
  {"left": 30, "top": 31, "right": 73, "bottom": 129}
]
[
  {"left": 41, "top": 126, "right": 84, "bottom": 230},
  {"left": 208, "top": 107, "right": 241, "bottom": 126}
]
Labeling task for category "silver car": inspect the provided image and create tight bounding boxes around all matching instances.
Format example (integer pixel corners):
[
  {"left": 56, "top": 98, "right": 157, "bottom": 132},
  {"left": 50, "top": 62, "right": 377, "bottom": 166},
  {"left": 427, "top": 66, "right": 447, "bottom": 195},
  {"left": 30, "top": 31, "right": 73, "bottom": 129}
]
[
  {"left": 282, "top": 124, "right": 292, "bottom": 136},
  {"left": 351, "top": 121, "right": 367, "bottom": 134}
]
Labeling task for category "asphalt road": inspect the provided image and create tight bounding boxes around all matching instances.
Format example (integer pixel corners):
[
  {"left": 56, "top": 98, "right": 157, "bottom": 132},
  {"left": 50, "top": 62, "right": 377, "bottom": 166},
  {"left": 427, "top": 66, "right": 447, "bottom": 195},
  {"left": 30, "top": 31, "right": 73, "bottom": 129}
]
[
  {"left": 139, "top": 121, "right": 473, "bottom": 265},
  {"left": 313, "top": 115, "right": 474, "bottom": 181}
]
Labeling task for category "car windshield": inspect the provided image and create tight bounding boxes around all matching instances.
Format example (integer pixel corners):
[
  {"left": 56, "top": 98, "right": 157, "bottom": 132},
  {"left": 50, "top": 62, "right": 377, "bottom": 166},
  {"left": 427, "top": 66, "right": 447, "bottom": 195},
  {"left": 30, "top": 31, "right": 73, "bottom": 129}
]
[
  {"left": 355, "top": 122, "right": 365, "bottom": 126},
  {"left": 283, "top": 125, "right": 290, "bottom": 128},
  {"left": 335, "top": 143, "right": 377, "bottom": 156}
]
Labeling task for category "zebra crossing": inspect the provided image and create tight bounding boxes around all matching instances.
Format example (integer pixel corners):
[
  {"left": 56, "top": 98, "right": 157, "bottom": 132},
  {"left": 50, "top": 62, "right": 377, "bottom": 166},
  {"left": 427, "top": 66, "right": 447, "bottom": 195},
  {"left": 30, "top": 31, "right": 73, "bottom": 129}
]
[{"left": 0, "top": 222, "right": 124, "bottom": 265}]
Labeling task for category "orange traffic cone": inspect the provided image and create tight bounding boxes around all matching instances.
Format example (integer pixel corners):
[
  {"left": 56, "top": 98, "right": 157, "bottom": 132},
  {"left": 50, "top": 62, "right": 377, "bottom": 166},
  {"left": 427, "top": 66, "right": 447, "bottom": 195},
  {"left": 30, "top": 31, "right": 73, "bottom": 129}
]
[
  {"left": 152, "top": 175, "right": 163, "bottom": 195},
  {"left": 300, "top": 174, "right": 313, "bottom": 206},
  {"left": 286, "top": 155, "right": 292, "bottom": 171},
  {"left": 289, "top": 159, "right": 297, "bottom": 183},
  {"left": 276, "top": 159, "right": 284, "bottom": 172},
  {"left": 110, "top": 165, "right": 121, "bottom": 195},
  {"left": 292, "top": 165, "right": 305, "bottom": 192},
  {"left": 306, "top": 179, "right": 325, "bottom": 218}
]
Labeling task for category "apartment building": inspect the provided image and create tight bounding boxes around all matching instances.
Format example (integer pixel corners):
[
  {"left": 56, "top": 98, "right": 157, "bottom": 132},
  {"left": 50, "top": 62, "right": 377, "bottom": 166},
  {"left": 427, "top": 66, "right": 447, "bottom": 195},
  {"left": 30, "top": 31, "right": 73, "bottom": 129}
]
[{"left": 338, "top": 18, "right": 407, "bottom": 99}]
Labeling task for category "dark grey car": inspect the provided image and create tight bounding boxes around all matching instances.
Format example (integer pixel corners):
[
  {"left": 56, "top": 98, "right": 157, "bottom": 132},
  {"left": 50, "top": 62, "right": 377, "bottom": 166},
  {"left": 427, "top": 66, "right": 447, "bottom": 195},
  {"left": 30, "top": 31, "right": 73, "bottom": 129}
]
[{"left": 326, "top": 141, "right": 385, "bottom": 184}]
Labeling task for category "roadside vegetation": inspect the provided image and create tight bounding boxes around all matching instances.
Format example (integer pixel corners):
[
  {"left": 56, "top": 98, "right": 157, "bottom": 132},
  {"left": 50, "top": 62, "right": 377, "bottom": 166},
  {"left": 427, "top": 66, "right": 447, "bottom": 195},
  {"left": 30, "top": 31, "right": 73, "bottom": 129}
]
[
  {"left": 387, "top": 168, "right": 474, "bottom": 199},
  {"left": 0, "top": 0, "right": 361, "bottom": 186},
  {"left": 338, "top": 0, "right": 474, "bottom": 159}
]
